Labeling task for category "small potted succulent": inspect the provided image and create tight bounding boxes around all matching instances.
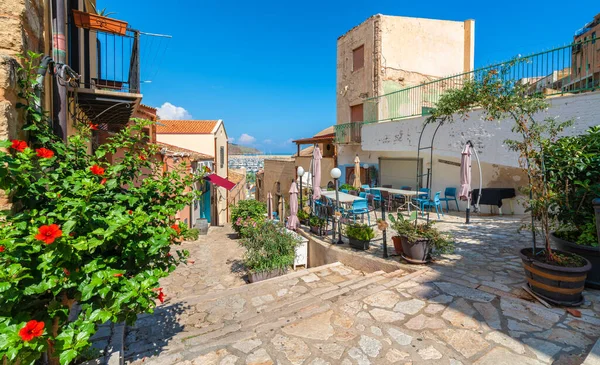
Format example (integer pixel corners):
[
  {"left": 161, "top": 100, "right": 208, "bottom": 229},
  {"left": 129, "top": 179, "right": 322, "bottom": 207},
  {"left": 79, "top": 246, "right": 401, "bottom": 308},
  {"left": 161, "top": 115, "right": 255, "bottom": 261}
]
[
  {"left": 345, "top": 223, "right": 375, "bottom": 250},
  {"left": 72, "top": 1, "right": 128, "bottom": 36},
  {"left": 389, "top": 212, "right": 453, "bottom": 264},
  {"left": 309, "top": 215, "right": 326, "bottom": 236}
]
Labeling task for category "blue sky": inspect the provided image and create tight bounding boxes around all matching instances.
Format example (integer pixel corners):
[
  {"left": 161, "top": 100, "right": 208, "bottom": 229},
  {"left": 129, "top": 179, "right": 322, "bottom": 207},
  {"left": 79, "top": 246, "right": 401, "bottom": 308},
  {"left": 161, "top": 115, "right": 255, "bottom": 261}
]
[{"left": 108, "top": 1, "right": 596, "bottom": 153}]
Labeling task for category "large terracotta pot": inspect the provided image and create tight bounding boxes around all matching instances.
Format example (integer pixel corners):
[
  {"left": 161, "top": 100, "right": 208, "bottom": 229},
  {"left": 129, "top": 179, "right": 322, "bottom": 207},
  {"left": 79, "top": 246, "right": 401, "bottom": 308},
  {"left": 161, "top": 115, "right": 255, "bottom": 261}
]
[
  {"left": 400, "top": 236, "right": 431, "bottom": 264},
  {"left": 519, "top": 247, "right": 591, "bottom": 306},
  {"left": 551, "top": 232, "right": 600, "bottom": 289},
  {"left": 391, "top": 236, "right": 403, "bottom": 255}
]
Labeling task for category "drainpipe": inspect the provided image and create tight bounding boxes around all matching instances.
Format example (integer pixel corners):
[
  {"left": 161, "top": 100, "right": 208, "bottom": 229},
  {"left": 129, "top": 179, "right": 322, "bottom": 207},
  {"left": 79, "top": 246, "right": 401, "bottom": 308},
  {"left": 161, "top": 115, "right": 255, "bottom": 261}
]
[
  {"left": 51, "top": 0, "right": 68, "bottom": 140},
  {"left": 594, "top": 198, "right": 600, "bottom": 244},
  {"left": 34, "top": 56, "right": 54, "bottom": 113}
]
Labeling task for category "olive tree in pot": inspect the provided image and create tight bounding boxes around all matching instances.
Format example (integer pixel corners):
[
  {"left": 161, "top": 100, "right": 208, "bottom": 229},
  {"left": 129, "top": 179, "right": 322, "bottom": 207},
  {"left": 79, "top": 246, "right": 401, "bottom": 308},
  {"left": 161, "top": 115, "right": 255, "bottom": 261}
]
[
  {"left": 240, "top": 222, "right": 300, "bottom": 283},
  {"left": 429, "top": 64, "right": 591, "bottom": 305},
  {"left": 389, "top": 212, "right": 453, "bottom": 264},
  {"left": 543, "top": 126, "right": 600, "bottom": 288},
  {"left": 345, "top": 223, "right": 375, "bottom": 250}
]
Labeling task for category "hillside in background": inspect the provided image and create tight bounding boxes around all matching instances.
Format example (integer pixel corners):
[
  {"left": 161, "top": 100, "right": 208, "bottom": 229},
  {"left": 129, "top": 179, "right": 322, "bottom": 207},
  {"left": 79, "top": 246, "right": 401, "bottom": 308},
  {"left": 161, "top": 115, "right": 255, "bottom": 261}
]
[{"left": 228, "top": 143, "right": 263, "bottom": 155}]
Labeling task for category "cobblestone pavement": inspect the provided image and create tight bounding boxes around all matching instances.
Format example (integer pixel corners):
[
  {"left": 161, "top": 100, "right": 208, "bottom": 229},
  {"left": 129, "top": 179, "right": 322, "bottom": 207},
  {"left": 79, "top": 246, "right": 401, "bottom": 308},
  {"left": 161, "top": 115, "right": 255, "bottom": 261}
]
[{"left": 123, "top": 215, "right": 600, "bottom": 365}]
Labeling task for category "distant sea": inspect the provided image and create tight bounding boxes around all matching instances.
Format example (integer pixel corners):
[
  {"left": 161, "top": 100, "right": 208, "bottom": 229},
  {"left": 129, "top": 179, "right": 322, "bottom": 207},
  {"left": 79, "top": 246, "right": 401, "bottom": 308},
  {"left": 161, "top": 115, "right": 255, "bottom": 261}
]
[{"left": 234, "top": 152, "right": 293, "bottom": 156}]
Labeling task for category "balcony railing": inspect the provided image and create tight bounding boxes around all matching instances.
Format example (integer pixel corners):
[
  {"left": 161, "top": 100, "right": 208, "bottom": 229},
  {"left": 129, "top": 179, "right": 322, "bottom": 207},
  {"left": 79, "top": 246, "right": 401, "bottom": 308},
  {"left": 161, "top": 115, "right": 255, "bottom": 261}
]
[
  {"left": 334, "top": 122, "right": 362, "bottom": 144},
  {"left": 363, "top": 38, "right": 599, "bottom": 124}
]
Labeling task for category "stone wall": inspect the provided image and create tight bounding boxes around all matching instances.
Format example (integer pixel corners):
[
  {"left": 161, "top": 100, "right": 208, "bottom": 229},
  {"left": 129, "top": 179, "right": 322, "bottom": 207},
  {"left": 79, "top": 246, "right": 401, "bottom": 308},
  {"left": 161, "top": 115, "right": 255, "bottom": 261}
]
[{"left": 0, "top": 0, "right": 45, "bottom": 209}]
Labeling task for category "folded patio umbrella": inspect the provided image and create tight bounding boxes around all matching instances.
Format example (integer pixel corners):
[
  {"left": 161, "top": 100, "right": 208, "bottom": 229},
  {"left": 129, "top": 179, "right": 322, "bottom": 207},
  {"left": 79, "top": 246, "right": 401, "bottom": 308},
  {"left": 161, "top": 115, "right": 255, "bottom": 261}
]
[
  {"left": 312, "top": 146, "right": 322, "bottom": 200},
  {"left": 287, "top": 181, "right": 300, "bottom": 230},
  {"left": 459, "top": 143, "right": 472, "bottom": 201},
  {"left": 267, "top": 192, "right": 274, "bottom": 220},
  {"left": 353, "top": 155, "right": 361, "bottom": 189}
]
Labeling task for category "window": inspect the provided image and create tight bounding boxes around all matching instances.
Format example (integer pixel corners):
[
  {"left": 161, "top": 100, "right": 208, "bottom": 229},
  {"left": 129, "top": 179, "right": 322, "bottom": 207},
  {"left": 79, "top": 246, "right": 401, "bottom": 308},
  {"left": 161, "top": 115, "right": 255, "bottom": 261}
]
[
  {"left": 220, "top": 146, "right": 225, "bottom": 169},
  {"left": 352, "top": 45, "right": 364, "bottom": 71},
  {"left": 593, "top": 32, "right": 596, "bottom": 44},
  {"left": 350, "top": 103, "right": 363, "bottom": 123}
]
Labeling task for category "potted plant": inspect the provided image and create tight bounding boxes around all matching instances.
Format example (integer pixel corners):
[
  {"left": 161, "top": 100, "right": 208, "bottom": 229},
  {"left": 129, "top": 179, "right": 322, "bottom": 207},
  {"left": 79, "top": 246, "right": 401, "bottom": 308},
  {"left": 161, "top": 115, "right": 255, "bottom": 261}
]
[
  {"left": 389, "top": 212, "right": 453, "bottom": 263},
  {"left": 345, "top": 223, "right": 375, "bottom": 250},
  {"left": 230, "top": 199, "right": 266, "bottom": 238},
  {"left": 240, "top": 222, "right": 300, "bottom": 283},
  {"left": 297, "top": 208, "right": 310, "bottom": 226},
  {"left": 543, "top": 126, "right": 600, "bottom": 288},
  {"left": 340, "top": 183, "right": 360, "bottom": 192},
  {"left": 72, "top": 1, "right": 128, "bottom": 36},
  {"left": 309, "top": 215, "right": 326, "bottom": 236},
  {"left": 430, "top": 65, "right": 591, "bottom": 305}
]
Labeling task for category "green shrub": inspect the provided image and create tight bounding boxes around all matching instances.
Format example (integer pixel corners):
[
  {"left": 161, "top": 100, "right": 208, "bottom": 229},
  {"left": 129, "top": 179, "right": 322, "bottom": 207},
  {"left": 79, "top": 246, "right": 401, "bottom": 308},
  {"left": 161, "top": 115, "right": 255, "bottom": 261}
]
[
  {"left": 297, "top": 209, "right": 309, "bottom": 222},
  {"left": 231, "top": 200, "right": 266, "bottom": 237},
  {"left": 345, "top": 223, "right": 375, "bottom": 242},
  {"left": 340, "top": 183, "right": 359, "bottom": 191},
  {"left": 309, "top": 215, "right": 326, "bottom": 228},
  {"left": 183, "top": 228, "right": 200, "bottom": 241},
  {"left": 240, "top": 222, "right": 300, "bottom": 273},
  {"left": 389, "top": 212, "right": 454, "bottom": 254}
]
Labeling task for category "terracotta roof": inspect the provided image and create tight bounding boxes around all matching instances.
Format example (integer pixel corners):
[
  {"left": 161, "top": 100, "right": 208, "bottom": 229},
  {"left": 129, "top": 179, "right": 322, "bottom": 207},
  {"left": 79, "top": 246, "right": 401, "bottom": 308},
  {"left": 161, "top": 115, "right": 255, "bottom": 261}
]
[
  {"left": 156, "top": 142, "right": 213, "bottom": 161},
  {"left": 314, "top": 126, "right": 334, "bottom": 137},
  {"left": 156, "top": 120, "right": 219, "bottom": 134},
  {"left": 139, "top": 104, "right": 157, "bottom": 112},
  {"left": 228, "top": 169, "right": 246, "bottom": 185}
]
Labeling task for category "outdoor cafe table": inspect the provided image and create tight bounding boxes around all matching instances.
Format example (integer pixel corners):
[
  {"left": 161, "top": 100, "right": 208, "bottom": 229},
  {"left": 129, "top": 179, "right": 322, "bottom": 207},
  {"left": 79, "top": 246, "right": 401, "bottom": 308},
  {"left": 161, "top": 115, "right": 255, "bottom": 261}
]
[
  {"left": 321, "top": 190, "right": 365, "bottom": 204},
  {"left": 369, "top": 187, "right": 426, "bottom": 213}
]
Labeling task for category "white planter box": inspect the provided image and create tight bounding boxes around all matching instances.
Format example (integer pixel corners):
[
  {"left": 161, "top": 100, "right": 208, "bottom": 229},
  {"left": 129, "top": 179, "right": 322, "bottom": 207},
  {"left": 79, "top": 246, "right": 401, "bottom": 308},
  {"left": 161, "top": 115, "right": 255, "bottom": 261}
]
[{"left": 286, "top": 229, "right": 308, "bottom": 269}]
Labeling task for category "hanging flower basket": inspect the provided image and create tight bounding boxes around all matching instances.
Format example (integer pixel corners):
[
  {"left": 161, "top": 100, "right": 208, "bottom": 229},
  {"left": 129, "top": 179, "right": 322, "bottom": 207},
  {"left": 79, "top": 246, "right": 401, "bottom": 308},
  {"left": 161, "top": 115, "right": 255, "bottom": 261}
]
[{"left": 72, "top": 9, "right": 128, "bottom": 36}]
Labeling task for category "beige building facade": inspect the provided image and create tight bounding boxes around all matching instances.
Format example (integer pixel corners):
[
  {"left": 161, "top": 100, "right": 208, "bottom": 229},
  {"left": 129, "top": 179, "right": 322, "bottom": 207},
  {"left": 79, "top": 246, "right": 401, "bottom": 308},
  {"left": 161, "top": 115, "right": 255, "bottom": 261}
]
[{"left": 156, "top": 120, "right": 231, "bottom": 226}]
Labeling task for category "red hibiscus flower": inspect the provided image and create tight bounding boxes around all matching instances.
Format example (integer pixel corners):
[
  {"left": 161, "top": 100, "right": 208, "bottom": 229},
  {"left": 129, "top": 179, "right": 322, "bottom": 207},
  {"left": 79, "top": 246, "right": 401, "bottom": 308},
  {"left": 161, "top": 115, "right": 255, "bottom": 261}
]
[
  {"left": 138, "top": 154, "right": 147, "bottom": 161},
  {"left": 63, "top": 268, "right": 70, "bottom": 276},
  {"left": 113, "top": 273, "right": 123, "bottom": 277},
  {"left": 35, "top": 224, "right": 62, "bottom": 245},
  {"left": 171, "top": 224, "right": 181, "bottom": 234},
  {"left": 0, "top": 245, "right": 4, "bottom": 252},
  {"left": 100, "top": 178, "right": 107, "bottom": 185},
  {"left": 90, "top": 165, "right": 105, "bottom": 176},
  {"left": 35, "top": 148, "right": 54, "bottom": 158},
  {"left": 157, "top": 288, "right": 165, "bottom": 303},
  {"left": 11, "top": 140, "right": 27, "bottom": 152},
  {"left": 90, "top": 123, "right": 99, "bottom": 130},
  {"left": 128, "top": 210, "right": 133, "bottom": 215},
  {"left": 19, "top": 320, "right": 44, "bottom": 342}
]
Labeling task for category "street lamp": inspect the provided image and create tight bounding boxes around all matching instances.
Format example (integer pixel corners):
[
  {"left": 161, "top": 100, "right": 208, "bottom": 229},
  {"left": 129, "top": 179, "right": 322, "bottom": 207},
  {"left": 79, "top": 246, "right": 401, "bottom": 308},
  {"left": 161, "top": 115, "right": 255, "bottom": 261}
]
[
  {"left": 330, "top": 168, "right": 343, "bottom": 244},
  {"left": 297, "top": 166, "right": 305, "bottom": 208}
]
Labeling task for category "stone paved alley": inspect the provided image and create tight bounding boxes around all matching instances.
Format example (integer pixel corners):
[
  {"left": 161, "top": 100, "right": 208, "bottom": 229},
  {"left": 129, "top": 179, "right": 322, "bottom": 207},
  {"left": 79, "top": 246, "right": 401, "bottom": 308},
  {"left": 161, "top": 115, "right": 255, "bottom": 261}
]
[{"left": 124, "top": 217, "right": 600, "bottom": 365}]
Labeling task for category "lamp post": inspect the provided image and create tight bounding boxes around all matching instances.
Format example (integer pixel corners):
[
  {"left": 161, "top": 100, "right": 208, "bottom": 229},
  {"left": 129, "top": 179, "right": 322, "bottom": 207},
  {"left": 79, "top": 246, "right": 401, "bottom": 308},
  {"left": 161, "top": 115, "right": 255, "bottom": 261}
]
[
  {"left": 297, "top": 166, "right": 305, "bottom": 209},
  {"left": 330, "top": 168, "right": 342, "bottom": 244}
]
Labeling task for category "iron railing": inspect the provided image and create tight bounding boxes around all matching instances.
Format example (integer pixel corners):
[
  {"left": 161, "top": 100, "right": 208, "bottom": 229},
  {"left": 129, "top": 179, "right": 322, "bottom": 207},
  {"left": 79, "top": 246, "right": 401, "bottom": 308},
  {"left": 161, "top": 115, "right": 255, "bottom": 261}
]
[
  {"left": 361, "top": 37, "right": 599, "bottom": 124},
  {"left": 334, "top": 122, "right": 362, "bottom": 144}
]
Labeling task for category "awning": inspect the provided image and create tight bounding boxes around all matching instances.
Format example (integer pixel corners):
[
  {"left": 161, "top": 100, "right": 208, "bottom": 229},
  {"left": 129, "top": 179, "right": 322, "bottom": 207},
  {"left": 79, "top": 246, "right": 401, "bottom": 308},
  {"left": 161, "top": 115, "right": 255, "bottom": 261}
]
[{"left": 204, "top": 174, "right": 236, "bottom": 191}]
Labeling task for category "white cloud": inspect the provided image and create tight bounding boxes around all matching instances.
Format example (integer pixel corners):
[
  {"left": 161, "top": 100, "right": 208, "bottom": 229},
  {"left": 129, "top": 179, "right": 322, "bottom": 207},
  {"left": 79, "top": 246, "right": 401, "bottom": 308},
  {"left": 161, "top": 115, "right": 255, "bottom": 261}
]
[
  {"left": 238, "top": 133, "right": 256, "bottom": 144},
  {"left": 285, "top": 138, "right": 294, "bottom": 144},
  {"left": 263, "top": 139, "right": 273, "bottom": 144},
  {"left": 228, "top": 137, "right": 235, "bottom": 143},
  {"left": 156, "top": 102, "right": 192, "bottom": 120}
]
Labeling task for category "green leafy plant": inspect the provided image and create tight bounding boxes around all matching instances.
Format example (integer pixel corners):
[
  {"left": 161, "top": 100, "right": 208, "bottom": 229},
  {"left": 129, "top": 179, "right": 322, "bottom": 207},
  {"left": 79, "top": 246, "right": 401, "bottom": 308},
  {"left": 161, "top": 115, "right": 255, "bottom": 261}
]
[
  {"left": 340, "top": 183, "right": 359, "bottom": 192},
  {"left": 543, "top": 126, "right": 600, "bottom": 246},
  {"left": 309, "top": 215, "right": 326, "bottom": 228},
  {"left": 345, "top": 223, "right": 375, "bottom": 242},
  {"left": 231, "top": 200, "right": 266, "bottom": 238},
  {"left": 428, "top": 62, "right": 580, "bottom": 266},
  {"left": 389, "top": 212, "right": 454, "bottom": 254},
  {"left": 85, "top": 0, "right": 116, "bottom": 17},
  {"left": 183, "top": 228, "right": 200, "bottom": 241},
  {"left": 297, "top": 209, "right": 309, "bottom": 223},
  {"left": 0, "top": 53, "right": 198, "bottom": 364},
  {"left": 239, "top": 222, "right": 300, "bottom": 273}
]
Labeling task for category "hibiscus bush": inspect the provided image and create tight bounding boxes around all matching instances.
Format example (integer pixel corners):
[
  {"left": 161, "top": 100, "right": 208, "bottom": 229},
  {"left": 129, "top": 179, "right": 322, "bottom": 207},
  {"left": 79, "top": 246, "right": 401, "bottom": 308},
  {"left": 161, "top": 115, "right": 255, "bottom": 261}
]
[{"left": 0, "top": 53, "right": 199, "bottom": 364}]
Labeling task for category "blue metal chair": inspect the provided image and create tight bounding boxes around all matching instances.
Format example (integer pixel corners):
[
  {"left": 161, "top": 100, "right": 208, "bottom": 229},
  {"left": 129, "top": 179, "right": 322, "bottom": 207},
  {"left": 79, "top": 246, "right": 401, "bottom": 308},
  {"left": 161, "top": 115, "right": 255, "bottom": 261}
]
[
  {"left": 439, "top": 187, "right": 460, "bottom": 212},
  {"left": 400, "top": 186, "right": 412, "bottom": 191},
  {"left": 371, "top": 189, "right": 383, "bottom": 207},
  {"left": 413, "top": 188, "right": 430, "bottom": 212},
  {"left": 361, "top": 184, "right": 370, "bottom": 190},
  {"left": 341, "top": 189, "right": 349, "bottom": 194},
  {"left": 422, "top": 191, "right": 444, "bottom": 219},
  {"left": 359, "top": 192, "right": 367, "bottom": 199},
  {"left": 347, "top": 199, "right": 370, "bottom": 225}
]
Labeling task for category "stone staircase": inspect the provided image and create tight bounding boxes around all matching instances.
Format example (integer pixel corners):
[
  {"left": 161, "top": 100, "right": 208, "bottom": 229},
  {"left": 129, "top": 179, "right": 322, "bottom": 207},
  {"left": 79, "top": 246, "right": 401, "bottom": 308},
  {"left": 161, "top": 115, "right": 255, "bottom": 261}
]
[{"left": 125, "top": 262, "right": 415, "bottom": 364}]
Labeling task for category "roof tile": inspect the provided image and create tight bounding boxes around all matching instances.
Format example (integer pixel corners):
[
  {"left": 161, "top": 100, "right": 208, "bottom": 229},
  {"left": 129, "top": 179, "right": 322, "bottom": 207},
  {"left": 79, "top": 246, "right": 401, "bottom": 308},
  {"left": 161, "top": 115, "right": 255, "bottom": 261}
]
[{"left": 157, "top": 120, "right": 219, "bottom": 134}]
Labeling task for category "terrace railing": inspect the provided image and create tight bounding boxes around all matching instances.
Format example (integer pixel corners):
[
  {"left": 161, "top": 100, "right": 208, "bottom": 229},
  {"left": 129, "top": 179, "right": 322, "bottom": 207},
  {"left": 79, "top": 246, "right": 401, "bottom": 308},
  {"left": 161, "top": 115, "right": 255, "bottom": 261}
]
[
  {"left": 362, "top": 37, "right": 599, "bottom": 124},
  {"left": 334, "top": 122, "right": 362, "bottom": 144}
]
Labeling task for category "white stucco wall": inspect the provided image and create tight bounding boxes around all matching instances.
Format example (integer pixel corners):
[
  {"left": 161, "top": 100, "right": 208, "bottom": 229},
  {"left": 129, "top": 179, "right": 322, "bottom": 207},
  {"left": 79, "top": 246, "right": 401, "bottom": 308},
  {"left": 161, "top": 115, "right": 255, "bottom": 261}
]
[
  {"left": 155, "top": 134, "right": 216, "bottom": 158},
  {"left": 338, "top": 92, "right": 600, "bottom": 214}
]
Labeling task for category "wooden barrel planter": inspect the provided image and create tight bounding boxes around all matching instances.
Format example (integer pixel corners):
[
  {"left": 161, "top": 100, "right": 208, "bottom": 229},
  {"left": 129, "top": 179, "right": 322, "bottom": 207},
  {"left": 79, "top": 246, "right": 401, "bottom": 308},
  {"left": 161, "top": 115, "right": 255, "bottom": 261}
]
[
  {"left": 519, "top": 248, "right": 591, "bottom": 306},
  {"left": 400, "top": 236, "right": 431, "bottom": 264}
]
